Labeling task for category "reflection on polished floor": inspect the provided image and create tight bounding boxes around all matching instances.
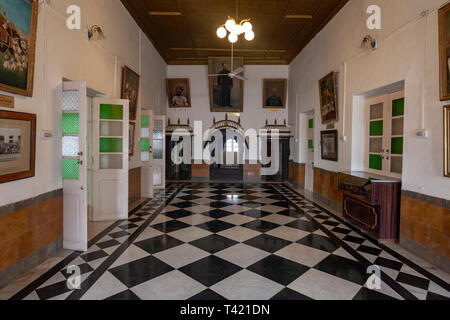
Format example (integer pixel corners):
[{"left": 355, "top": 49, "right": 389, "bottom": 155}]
[{"left": 3, "top": 183, "right": 450, "bottom": 300}]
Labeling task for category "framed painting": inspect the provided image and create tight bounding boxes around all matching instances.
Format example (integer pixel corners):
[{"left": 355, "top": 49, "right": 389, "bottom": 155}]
[
  {"left": 319, "top": 72, "right": 338, "bottom": 124},
  {"left": 166, "top": 78, "right": 191, "bottom": 108},
  {"left": 129, "top": 121, "right": 135, "bottom": 156},
  {"left": 208, "top": 57, "right": 244, "bottom": 113},
  {"left": 321, "top": 130, "right": 338, "bottom": 162},
  {"left": 121, "top": 65, "right": 140, "bottom": 121},
  {"left": 445, "top": 105, "right": 450, "bottom": 177},
  {"left": 263, "top": 79, "right": 287, "bottom": 109},
  {"left": 0, "top": 0, "right": 38, "bottom": 97},
  {"left": 0, "top": 110, "right": 36, "bottom": 183},
  {"left": 439, "top": 3, "right": 450, "bottom": 101}
]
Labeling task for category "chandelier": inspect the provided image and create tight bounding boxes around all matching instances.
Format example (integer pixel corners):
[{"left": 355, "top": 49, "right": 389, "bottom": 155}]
[{"left": 216, "top": 17, "right": 254, "bottom": 43}]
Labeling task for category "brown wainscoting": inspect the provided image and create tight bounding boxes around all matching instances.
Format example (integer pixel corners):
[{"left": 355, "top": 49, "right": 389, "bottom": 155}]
[
  {"left": 0, "top": 189, "right": 63, "bottom": 273},
  {"left": 129, "top": 167, "right": 142, "bottom": 204},
  {"left": 244, "top": 163, "right": 261, "bottom": 181},
  {"left": 289, "top": 161, "right": 305, "bottom": 187},
  {"left": 400, "top": 190, "right": 450, "bottom": 272},
  {"left": 192, "top": 162, "right": 210, "bottom": 179},
  {"left": 313, "top": 167, "right": 347, "bottom": 211}
]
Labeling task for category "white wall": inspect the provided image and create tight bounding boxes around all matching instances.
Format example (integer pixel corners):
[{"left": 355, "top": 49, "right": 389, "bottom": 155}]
[
  {"left": 167, "top": 65, "right": 289, "bottom": 134},
  {"left": 0, "top": 0, "right": 167, "bottom": 206},
  {"left": 289, "top": 0, "right": 450, "bottom": 200}
]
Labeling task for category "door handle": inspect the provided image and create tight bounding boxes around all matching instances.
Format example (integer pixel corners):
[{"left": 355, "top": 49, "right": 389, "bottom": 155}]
[
  {"left": 77, "top": 159, "right": 83, "bottom": 165},
  {"left": 80, "top": 186, "right": 85, "bottom": 191}
]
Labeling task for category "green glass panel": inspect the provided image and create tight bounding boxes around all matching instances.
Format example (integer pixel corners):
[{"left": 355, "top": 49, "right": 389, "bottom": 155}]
[
  {"left": 62, "top": 113, "right": 79, "bottom": 135},
  {"left": 141, "top": 139, "right": 150, "bottom": 151},
  {"left": 391, "top": 137, "right": 404, "bottom": 155},
  {"left": 100, "top": 104, "right": 123, "bottom": 120},
  {"left": 370, "top": 120, "right": 383, "bottom": 136},
  {"left": 100, "top": 138, "right": 123, "bottom": 153},
  {"left": 153, "top": 150, "right": 163, "bottom": 160},
  {"left": 369, "top": 154, "right": 382, "bottom": 170},
  {"left": 153, "top": 130, "right": 163, "bottom": 140},
  {"left": 62, "top": 158, "right": 79, "bottom": 180},
  {"left": 308, "top": 119, "right": 314, "bottom": 129},
  {"left": 308, "top": 139, "right": 314, "bottom": 149},
  {"left": 392, "top": 98, "right": 404, "bottom": 117},
  {"left": 141, "top": 115, "right": 150, "bottom": 127}
]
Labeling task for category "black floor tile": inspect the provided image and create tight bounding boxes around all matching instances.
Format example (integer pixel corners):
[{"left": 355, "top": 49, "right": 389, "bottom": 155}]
[
  {"left": 188, "top": 289, "right": 227, "bottom": 300},
  {"left": 297, "top": 234, "right": 339, "bottom": 253},
  {"left": 190, "top": 234, "right": 238, "bottom": 254},
  {"left": 244, "top": 234, "right": 291, "bottom": 253},
  {"left": 179, "top": 255, "right": 242, "bottom": 287},
  {"left": 285, "top": 220, "right": 319, "bottom": 232},
  {"left": 239, "top": 209, "right": 272, "bottom": 219},
  {"left": 152, "top": 220, "right": 191, "bottom": 233},
  {"left": 109, "top": 231, "right": 131, "bottom": 239},
  {"left": 80, "top": 250, "right": 108, "bottom": 262},
  {"left": 374, "top": 257, "right": 403, "bottom": 271},
  {"left": 357, "top": 245, "right": 383, "bottom": 256},
  {"left": 426, "top": 291, "right": 449, "bottom": 300},
  {"left": 178, "top": 195, "right": 201, "bottom": 201},
  {"left": 270, "top": 288, "right": 313, "bottom": 300},
  {"left": 105, "top": 290, "right": 141, "bottom": 300},
  {"left": 352, "top": 287, "right": 397, "bottom": 300},
  {"left": 35, "top": 281, "right": 72, "bottom": 300},
  {"left": 196, "top": 220, "right": 235, "bottom": 233},
  {"left": 96, "top": 239, "right": 120, "bottom": 250},
  {"left": 172, "top": 201, "right": 199, "bottom": 209},
  {"left": 241, "top": 220, "right": 280, "bottom": 233},
  {"left": 396, "top": 272, "right": 430, "bottom": 290},
  {"left": 134, "top": 235, "right": 184, "bottom": 254},
  {"left": 109, "top": 256, "right": 174, "bottom": 288},
  {"left": 343, "top": 235, "right": 366, "bottom": 244},
  {"left": 331, "top": 227, "right": 352, "bottom": 235},
  {"left": 201, "top": 209, "right": 234, "bottom": 219},
  {"left": 314, "top": 254, "right": 369, "bottom": 285},
  {"left": 208, "top": 201, "right": 233, "bottom": 209},
  {"left": 119, "top": 223, "right": 139, "bottom": 230},
  {"left": 164, "top": 209, "right": 192, "bottom": 219},
  {"left": 322, "top": 220, "right": 340, "bottom": 227}
]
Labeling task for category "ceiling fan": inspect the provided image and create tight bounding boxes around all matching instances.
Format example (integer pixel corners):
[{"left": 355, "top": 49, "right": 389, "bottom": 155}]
[{"left": 208, "top": 45, "right": 248, "bottom": 81}]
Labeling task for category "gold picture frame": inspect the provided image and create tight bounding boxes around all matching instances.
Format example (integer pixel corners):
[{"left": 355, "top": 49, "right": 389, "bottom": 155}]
[
  {"left": 166, "top": 78, "right": 192, "bottom": 108},
  {"left": 208, "top": 56, "right": 244, "bottom": 113},
  {"left": 0, "top": 0, "right": 38, "bottom": 97},
  {"left": 318, "top": 72, "right": 338, "bottom": 124},
  {"left": 439, "top": 3, "right": 450, "bottom": 101},
  {"left": 263, "top": 79, "right": 287, "bottom": 109},
  {"left": 445, "top": 105, "right": 450, "bottom": 177},
  {"left": 129, "top": 121, "right": 136, "bottom": 156},
  {"left": 121, "top": 65, "right": 140, "bottom": 121}
]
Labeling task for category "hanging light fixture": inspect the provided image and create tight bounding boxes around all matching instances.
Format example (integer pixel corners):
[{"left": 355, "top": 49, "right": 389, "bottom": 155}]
[{"left": 217, "top": 17, "right": 254, "bottom": 44}]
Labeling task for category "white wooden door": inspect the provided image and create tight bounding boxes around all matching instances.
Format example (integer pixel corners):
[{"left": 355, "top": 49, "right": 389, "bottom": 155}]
[
  {"left": 92, "top": 98, "right": 129, "bottom": 221},
  {"left": 305, "top": 114, "right": 314, "bottom": 191},
  {"left": 141, "top": 110, "right": 154, "bottom": 198},
  {"left": 62, "top": 81, "right": 88, "bottom": 251},
  {"left": 152, "top": 115, "right": 166, "bottom": 189}
]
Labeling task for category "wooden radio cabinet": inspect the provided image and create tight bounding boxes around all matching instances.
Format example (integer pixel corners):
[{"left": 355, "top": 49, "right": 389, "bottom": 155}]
[{"left": 338, "top": 172, "right": 402, "bottom": 241}]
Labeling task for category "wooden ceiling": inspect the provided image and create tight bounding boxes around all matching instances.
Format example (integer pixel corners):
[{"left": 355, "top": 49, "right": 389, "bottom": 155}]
[{"left": 121, "top": 0, "right": 349, "bottom": 65}]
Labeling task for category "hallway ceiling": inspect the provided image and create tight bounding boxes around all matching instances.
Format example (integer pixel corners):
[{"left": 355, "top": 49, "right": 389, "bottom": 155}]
[{"left": 121, "top": 0, "right": 349, "bottom": 65}]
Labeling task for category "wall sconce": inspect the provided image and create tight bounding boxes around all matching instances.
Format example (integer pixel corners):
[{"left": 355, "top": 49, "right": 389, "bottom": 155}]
[
  {"left": 86, "top": 25, "right": 105, "bottom": 41},
  {"left": 361, "top": 35, "right": 378, "bottom": 50}
]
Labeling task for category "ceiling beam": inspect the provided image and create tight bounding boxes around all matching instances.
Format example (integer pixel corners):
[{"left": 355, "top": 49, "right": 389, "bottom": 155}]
[
  {"left": 149, "top": 11, "right": 182, "bottom": 16},
  {"left": 285, "top": 15, "right": 313, "bottom": 19},
  {"left": 170, "top": 48, "right": 286, "bottom": 53}
]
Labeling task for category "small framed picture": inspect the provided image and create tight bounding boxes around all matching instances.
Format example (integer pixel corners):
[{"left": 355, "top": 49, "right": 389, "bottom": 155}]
[
  {"left": 444, "top": 105, "right": 450, "bottom": 177},
  {"left": 319, "top": 72, "right": 338, "bottom": 124},
  {"left": 121, "top": 66, "right": 140, "bottom": 121},
  {"left": 166, "top": 78, "right": 192, "bottom": 108},
  {"left": 439, "top": 3, "right": 450, "bottom": 101},
  {"left": 0, "top": 110, "right": 36, "bottom": 183},
  {"left": 129, "top": 122, "right": 136, "bottom": 156},
  {"left": 320, "top": 130, "right": 338, "bottom": 162},
  {"left": 263, "top": 79, "right": 287, "bottom": 109}
]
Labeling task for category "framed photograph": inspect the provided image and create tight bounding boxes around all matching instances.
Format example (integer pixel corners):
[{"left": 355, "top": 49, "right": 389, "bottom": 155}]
[
  {"left": 445, "top": 105, "right": 450, "bottom": 177},
  {"left": 166, "top": 78, "right": 191, "bottom": 108},
  {"left": 129, "top": 122, "right": 136, "bottom": 156},
  {"left": 439, "top": 4, "right": 450, "bottom": 101},
  {"left": 208, "top": 57, "right": 244, "bottom": 112},
  {"left": 121, "top": 66, "right": 140, "bottom": 121},
  {"left": 0, "top": 0, "right": 38, "bottom": 97},
  {"left": 319, "top": 72, "right": 338, "bottom": 124},
  {"left": 0, "top": 110, "right": 36, "bottom": 183},
  {"left": 320, "top": 130, "right": 338, "bottom": 162},
  {"left": 263, "top": 79, "right": 287, "bottom": 109}
]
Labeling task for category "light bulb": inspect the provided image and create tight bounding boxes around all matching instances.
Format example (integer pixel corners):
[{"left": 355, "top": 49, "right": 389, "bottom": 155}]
[
  {"left": 225, "top": 19, "right": 236, "bottom": 32},
  {"left": 242, "top": 22, "right": 252, "bottom": 33},
  {"left": 234, "top": 24, "right": 244, "bottom": 35},
  {"left": 228, "top": 32, "right": 238, "bottom": 43},
  {"left": 217, "top": 27, "right": 227, "bottom": 38},
  {"left": 245, "top": 30, "right": 255, "bottom": 41}
]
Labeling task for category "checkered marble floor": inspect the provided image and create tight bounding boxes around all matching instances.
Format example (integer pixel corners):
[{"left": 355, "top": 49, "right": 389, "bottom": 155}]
[{"left": 10, "top": 183, "right": 450, "bottom": 300}]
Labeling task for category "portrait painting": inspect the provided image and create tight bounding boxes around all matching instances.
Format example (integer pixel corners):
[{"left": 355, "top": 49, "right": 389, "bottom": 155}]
[
  {"left": 121, "top": 66, "right": 140, "bottom": 121},
  {"left": 321, "top": 130, "right": 338, "bottom": 162},
  {"left": 0, "top": 0, "right": 37, "bottom": 97},
  {"left": 0, "top": 110, "right": 35, "bottom": 183},
  {"left": 445, "top": 105, "right": 450, "bottom": 177},
  {"left": 129, "top": 122, "right": 135, "bottom": 156},
  {"left": 263, "top": 79, "right": 287, "bottom": 109},
  {"left": 166, "top": 78, "right": 191, "bottom": 108},
  {"left": 208, "top": 57, "right": 244, "bottom": 113},
  {"left": 439, "top": 3, "right": 450, "bottom": 101},
  {"left": 319, "top": 72, "right": 338, "bottom": 124}
]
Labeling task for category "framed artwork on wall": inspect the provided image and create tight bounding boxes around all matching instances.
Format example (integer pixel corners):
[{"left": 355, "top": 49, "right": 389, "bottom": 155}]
[
  {"left": 0, "top": 0, "right": 38, "bottom": 97},
  {"left": 263, "top": 79, "right": 287, "bottom": 109},
  {"left": 0, "top": 110, "right": 36, "bottom": 183},
  {"left": 129, "top": 121, "right": 135, "bottom": 156},
  {"left": 166, "top": 78, "right": 191, "bottom": 108},
  {"left": 318, "top": 72, "right": 338, "bottom": 124},
  {"left": 445, "top": 105, "right": 450, "bottom": 177},
  {"left": 439, "top": 3, "right": 450, "bottom": 101},
  {"left": 208, "top": 56, "right": 244, "bottom": 113},
  {"left": 121, "top": 65, "right": 140, "bottom": 121},
  {"left": 320, "top": 130, "right": 338, "bottom": 162}
]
